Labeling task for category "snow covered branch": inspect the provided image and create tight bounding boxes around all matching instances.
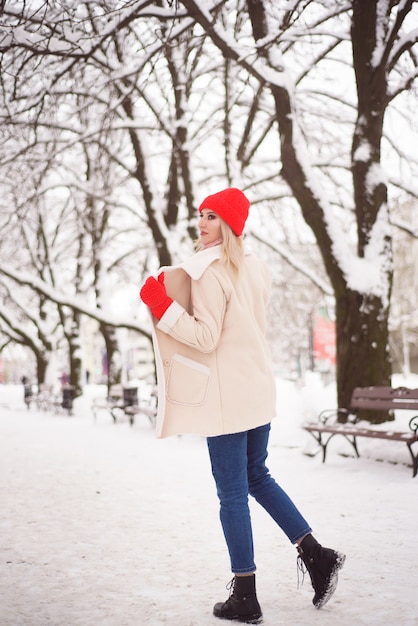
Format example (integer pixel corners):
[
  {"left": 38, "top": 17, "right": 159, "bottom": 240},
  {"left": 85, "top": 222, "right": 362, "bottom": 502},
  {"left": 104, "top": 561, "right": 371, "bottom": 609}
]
[{"left": 0, "top": 265, "right": 151, "bottom": 339}]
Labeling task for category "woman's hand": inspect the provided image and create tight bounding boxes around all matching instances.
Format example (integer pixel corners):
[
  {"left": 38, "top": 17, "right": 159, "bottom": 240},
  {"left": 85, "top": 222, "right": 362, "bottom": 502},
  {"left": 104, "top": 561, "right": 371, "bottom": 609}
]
[{"left": 140, "top": 273, "right": 173, "bottom": 320}]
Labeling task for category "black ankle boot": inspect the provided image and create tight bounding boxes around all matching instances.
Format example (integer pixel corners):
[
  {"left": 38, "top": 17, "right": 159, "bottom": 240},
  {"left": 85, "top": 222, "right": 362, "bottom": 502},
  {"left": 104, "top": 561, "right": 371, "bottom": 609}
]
[
  {"left": 213, "top": 574, "right": 263, "bottom": 624},
  {"left": 297, "top": 534, "right": 346, "bottom": 609}
]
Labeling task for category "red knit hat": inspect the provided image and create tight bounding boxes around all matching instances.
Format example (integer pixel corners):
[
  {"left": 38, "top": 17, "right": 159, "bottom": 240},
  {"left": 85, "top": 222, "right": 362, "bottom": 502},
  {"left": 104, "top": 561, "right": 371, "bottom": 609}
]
[{"left": 198, "top": 188, "right": 250, "bottom": 236}]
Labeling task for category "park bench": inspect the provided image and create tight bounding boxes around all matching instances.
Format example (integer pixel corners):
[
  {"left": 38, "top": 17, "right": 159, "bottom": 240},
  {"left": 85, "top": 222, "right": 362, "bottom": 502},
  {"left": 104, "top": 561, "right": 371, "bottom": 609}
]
[
  {"left": 92, "top": 384, "right": 156, "bottom": 427},
  {"left": 124, "top": 404, "right": 156, "bottom": 427},
  {"left": 303, "top": 386, "right": 418, "bottom": 477},
  {"left": 91, "top": 384, "right": 124, "bottom": 423},
  {"left": 35, "top": 384, "right": 55, "bottom": 411},
  {"left": 50, "top": 384, "right": 76, "bottom": 416},
  {"left": 22, "top": 383, "right": 75, "bottom": 415}
]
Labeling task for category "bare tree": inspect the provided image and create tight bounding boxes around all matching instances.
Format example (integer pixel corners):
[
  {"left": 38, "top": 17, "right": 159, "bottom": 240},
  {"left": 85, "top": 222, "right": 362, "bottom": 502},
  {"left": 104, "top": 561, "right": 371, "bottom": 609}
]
[{"left": 1, "top": 1, "right": 418, "bottom": 422}]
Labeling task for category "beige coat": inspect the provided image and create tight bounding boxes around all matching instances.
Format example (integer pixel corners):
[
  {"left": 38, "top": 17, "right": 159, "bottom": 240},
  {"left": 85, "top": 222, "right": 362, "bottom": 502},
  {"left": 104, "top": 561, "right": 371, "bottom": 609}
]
[{"left": 149, "top": 245, "right": 276, "bottom": 438}]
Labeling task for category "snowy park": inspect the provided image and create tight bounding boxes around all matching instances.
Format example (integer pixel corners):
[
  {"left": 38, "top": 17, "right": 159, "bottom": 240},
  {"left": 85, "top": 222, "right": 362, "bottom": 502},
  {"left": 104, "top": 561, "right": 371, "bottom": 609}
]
[
  {"left": 1, "top": 6, "right": 418, "bottom": 626},
  {"left": 1, "top": 376, "right": 417, "bottom": 626}
]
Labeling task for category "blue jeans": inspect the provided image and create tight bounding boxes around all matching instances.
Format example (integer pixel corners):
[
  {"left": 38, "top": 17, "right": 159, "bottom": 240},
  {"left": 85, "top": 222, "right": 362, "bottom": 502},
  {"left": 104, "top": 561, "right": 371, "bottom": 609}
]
[{"left": 207, "top": 423, "right": 312, "bottom": 574}]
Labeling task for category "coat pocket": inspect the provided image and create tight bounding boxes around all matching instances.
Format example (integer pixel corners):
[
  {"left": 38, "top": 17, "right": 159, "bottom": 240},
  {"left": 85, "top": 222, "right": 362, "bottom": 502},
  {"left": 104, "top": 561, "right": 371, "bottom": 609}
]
[{"left": 166, "top": 353, "right": 211, "bottom": 406}]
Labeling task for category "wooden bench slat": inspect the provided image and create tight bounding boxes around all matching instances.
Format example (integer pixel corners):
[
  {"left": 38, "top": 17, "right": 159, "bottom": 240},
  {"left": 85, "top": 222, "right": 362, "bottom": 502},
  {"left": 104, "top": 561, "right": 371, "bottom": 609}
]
[
  {"left": 352, "top": 385, "right": 418, "bottom": 398},
  {"left": 351, "top": 398, "right": 418, "bottom": 410},
  {"left": 351, "top": 386, "right": 418, "bottom": 410},
  {"left": 304, "top": 424, "right": 418, "bottom": 442},
  {"left": 352, "top": 398, "right": 418, "bottom": 410}
]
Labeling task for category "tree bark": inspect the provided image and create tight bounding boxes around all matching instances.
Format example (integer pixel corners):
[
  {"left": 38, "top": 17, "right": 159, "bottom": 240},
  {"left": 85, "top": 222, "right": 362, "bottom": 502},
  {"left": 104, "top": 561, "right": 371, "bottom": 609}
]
[
  {"left": 101, "top": 323, "right": 122, "bottom": 389},
  {"left": 35, "top": 351, "right": 49, "bottom": 386},
  {"left": 336, "top": 290, "right": 392, "bottom": 423}
]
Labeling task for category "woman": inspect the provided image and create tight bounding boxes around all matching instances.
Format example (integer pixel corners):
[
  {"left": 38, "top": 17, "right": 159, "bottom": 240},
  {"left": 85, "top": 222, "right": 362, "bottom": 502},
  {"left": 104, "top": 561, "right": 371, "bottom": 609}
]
[{"left": 140, "top": 188, "right": 345, "bottom": 623}]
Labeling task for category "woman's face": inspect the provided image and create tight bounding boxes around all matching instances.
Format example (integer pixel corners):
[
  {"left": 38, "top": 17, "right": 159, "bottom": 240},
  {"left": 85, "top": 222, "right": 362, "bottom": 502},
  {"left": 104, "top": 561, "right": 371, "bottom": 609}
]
[{"left": 198, "top": 209, "right": 222, "bottom": 246}]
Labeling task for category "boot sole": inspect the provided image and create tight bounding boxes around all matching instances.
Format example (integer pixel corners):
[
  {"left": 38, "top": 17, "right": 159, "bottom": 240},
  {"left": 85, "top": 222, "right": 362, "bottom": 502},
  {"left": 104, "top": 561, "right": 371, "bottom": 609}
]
[
  {"left": 213, "top": 611, "right": 263, "bottom": 624},
  {"left": 314, "top": 551, "right": 346, "bottom": 609}
]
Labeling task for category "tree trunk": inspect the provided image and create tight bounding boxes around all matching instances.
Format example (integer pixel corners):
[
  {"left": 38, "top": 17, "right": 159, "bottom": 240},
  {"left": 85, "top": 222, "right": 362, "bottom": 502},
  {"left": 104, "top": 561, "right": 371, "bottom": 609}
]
[
  {"left": 35, "top": 350, "right": 48, "bottom": 386},
  {"left": 100, "top": 323, "right": 122, "bottom": 391},
  {"left": 246, "top": 0, "right": 395, "bottom": 424},
  {"left": 68, "top": 332, "right": 83, "bottom": 397},
  {"left": 336, "top": 289, "right": 392, "bottom": 423}
]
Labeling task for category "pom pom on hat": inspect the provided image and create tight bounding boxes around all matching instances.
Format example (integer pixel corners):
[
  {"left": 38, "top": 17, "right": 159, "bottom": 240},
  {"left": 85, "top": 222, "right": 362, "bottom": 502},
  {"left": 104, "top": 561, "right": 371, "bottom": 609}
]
[{"left": 198, "top": 187, "right": 250, "bottom": 236}]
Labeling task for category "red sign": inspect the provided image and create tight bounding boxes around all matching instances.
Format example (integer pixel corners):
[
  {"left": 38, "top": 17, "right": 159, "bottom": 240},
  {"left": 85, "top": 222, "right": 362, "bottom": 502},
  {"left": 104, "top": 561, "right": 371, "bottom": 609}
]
[{"left": 312, "top": 308, "right": 336, "bottom": 366}]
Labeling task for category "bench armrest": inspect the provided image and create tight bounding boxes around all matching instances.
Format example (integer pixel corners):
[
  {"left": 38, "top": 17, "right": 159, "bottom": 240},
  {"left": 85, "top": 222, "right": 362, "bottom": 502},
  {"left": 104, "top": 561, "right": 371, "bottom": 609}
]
[
  {"left": 318, "top": 407, "right": 357, "bottom": 425},
  {"left": 409, "top": 415, "right": 418, "bottom": 434}
]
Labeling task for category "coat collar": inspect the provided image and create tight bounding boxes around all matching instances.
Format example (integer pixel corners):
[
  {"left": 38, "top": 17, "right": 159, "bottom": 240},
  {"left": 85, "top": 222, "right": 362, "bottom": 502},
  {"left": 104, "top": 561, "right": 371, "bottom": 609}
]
[{"left": 161, "top": 245, "right": 222, "bottom": 280}]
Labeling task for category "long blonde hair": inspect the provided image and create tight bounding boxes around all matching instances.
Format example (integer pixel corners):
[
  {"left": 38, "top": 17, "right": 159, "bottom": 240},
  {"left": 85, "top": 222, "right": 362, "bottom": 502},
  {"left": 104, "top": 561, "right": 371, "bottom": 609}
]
[{"left": 219, "top": 220, "right": 244, "bottom": 275}]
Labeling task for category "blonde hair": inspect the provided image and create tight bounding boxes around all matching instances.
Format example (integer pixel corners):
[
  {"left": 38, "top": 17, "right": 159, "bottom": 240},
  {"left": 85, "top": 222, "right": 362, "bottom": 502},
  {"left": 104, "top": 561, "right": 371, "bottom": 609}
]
[{"left": 219, "top": 220, "right": 244, "bottom": 275}]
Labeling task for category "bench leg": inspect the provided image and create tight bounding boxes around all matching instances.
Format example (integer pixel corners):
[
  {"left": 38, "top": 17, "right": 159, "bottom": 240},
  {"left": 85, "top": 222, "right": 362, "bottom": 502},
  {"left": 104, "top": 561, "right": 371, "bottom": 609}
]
[
  {"left": 110, "top": 408, "right": 119, "bottom": 424},
  {"left": 305, "top": 431, "right": 326, "bottom": 462},
  {"left": 321, "top": 433, "right": 361, "bottom": 462},
  {"left": 407, "top": 442, "right": 418, "bottom": 478},
  {"left": 306, "top": 431, "right": 361, "bottom": 463},
  {"left": 343, "top": 435, "right": 360, "bottom": 459},
  {"left": 321, "top": 434, "right": 329, "bottom": 463}
]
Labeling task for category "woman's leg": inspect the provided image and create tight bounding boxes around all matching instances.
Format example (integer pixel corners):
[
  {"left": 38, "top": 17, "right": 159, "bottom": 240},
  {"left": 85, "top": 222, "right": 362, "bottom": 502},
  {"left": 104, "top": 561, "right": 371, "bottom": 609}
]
[
  {"left": 247, "top": 423, "right": 312, "bottom": 543},
  {"left": 207, "top": 431, "right": 256, "bottom": 574}
]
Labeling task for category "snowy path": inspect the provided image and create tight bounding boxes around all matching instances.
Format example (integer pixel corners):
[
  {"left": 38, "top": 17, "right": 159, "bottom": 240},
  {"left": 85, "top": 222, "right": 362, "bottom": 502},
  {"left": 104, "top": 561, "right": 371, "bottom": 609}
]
[{"left": 1, "top": 384, "right": 417, "bottom": 625}]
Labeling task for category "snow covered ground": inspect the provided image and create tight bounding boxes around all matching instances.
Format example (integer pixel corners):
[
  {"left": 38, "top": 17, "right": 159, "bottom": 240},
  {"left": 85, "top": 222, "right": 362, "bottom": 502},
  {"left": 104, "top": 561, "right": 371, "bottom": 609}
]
[{"left": 1, "top": 375, "right": 418, "bottom": 626}]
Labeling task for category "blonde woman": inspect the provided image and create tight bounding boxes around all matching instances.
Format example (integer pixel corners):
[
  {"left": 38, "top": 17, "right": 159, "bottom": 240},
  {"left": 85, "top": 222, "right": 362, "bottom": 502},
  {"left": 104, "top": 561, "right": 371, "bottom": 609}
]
[{"left": 140, "top": 188, "right": 345, "bottom": 623}]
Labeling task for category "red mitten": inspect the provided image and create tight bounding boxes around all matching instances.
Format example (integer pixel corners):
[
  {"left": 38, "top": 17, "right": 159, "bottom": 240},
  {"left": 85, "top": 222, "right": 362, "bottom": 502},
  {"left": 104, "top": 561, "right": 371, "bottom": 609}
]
[{"left": 140, "top": 273, "right": 173, "bottom": 319}]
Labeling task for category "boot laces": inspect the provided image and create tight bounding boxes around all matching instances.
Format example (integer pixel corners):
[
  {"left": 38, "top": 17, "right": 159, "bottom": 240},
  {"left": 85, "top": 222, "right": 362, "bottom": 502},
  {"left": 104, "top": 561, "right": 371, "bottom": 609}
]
[
  {"left": 226, "top": 577, "right": 236, "bottom": 597},
  {"left": 297, "top": 555, "right": 307, "bottom": 589}
]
